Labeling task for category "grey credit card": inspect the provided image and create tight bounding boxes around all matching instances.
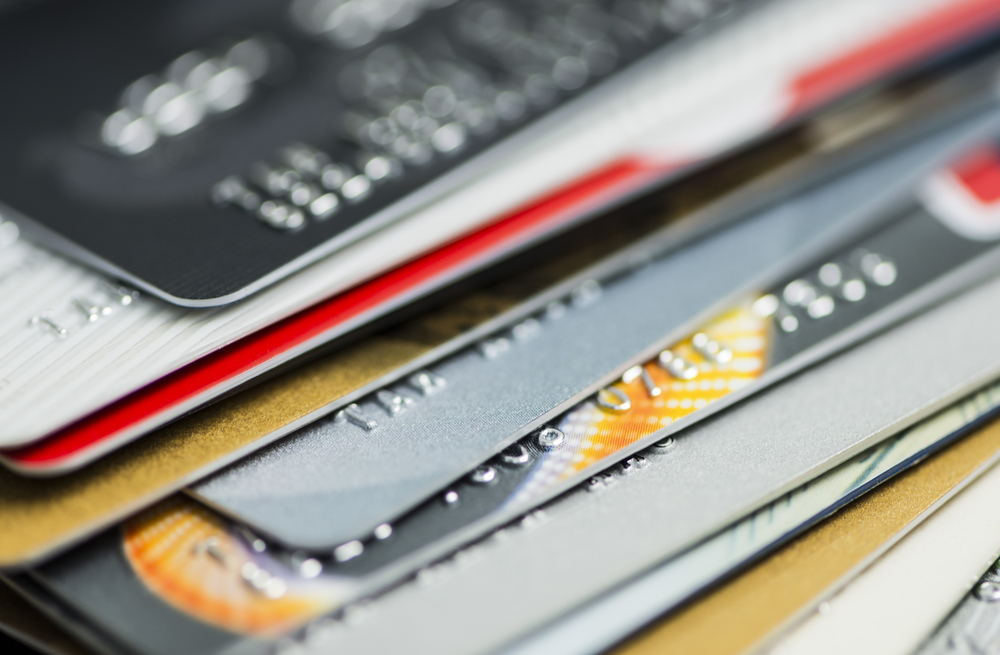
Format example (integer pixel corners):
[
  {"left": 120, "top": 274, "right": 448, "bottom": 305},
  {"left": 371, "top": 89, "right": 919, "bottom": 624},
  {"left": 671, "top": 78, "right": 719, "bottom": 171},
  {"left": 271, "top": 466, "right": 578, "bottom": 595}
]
[
  {"left": 0, "top": 0, "right": 751, "bottom": 304},
  {"left": 318, "top": 275, "right": 1000, "bottom": 655},
  {"left": 22, "top": 238, "right": 1000, "bottom": 655},
  {"left": 190, "top": 112, "right": 1000, "bottom": 552}
]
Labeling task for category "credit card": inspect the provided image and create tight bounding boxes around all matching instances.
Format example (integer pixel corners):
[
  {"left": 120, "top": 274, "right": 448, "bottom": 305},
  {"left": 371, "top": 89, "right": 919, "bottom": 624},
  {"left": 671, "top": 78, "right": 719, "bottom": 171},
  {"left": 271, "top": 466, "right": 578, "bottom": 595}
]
[
  {"left": 25, "top": 264, "right": 1000, "bottom": 655},
  {"left": 5, "top": 0, "right": 996, "bottom": 304},
  {"left": 4, "top": 33, "right": 1000, "bottom": 470},
  {"left": 0, "top": 151, "right": 646, "bottom": 453},
  {"left": 320, "top": 304, "right": 1000, "bottom": 655},
  {"left": 0, "top": 135, "right": 775, "bottom": 564},
  {"left": 507, "top": 386, "right": 1000, "bottom": 655},
  {"left": 0, "top": 122, "right": 670, "bottom": 455},
  {"left": 762, "top": 457, "right": 1000, "bottom": 655},
  {"left": 18, "top": 381, "right": 1000, "bottom": 655},
  {"left": 193, "top": 132, "right": 1000, "bottom": 552},
  {"left": 2, "top": 91, "right": 978, "bottom": 569},
  {"left": 606, "top": 413, "right": 1000, "bottom": 655}
]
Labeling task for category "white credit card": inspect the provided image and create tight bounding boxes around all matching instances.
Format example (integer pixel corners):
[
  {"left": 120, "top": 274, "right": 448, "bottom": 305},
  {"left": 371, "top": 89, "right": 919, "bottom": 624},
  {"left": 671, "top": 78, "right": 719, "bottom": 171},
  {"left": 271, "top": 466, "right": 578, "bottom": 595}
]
[{"left": 0, "top": 0, "right": 988, "bottom": 454}]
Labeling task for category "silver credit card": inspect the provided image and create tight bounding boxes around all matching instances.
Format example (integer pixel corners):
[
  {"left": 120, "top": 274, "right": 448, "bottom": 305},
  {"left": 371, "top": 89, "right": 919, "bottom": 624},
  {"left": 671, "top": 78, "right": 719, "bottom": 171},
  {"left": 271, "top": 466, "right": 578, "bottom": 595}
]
[
  {"left": 192, "top": 114, "right": 1000, "bottom": 551},
  {"left": 503, "top": 387, "right": 1000, "bottom": 655},
  {"left": 297, "top": 276, "right": 1000, "bottom": 655},
  {"left": 23, "top": 250, "right": 1000, "bottom": 655}
]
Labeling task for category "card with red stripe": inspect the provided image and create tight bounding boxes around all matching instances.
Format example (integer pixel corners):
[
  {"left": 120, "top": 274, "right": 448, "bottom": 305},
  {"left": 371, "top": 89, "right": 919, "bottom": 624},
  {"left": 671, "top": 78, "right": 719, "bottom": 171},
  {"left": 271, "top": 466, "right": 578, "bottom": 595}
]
[
  {"left": 0, "top": 0, "right": 998, "bottom": 475},
  {"left": 6, "top": 55, "right": 1000, "bottom": 477}
]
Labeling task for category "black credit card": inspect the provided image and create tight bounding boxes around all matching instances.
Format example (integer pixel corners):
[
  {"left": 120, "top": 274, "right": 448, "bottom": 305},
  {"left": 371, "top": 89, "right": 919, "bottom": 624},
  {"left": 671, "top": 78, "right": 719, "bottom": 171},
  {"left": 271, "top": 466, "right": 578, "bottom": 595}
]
[{"left": 0, "top": 0, "right": 746, "bottom": 305}]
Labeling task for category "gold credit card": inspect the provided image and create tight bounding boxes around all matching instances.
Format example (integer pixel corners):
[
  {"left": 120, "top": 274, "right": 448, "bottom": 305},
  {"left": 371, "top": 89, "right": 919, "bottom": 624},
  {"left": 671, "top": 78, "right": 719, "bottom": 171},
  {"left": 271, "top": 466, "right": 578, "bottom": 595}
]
[
  {"left": 614, "top": 410, "right": 1000, "bottom": 655},
  {"left": 0, "top": 65, "right": 975, "bottom": 568}
]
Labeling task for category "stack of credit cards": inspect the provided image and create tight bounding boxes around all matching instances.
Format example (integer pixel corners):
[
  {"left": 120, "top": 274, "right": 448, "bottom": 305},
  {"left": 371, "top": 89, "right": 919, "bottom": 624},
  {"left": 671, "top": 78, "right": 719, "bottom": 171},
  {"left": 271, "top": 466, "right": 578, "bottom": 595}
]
[{"left": 9, "top": 1, "right": 1000, "bottom": 654}]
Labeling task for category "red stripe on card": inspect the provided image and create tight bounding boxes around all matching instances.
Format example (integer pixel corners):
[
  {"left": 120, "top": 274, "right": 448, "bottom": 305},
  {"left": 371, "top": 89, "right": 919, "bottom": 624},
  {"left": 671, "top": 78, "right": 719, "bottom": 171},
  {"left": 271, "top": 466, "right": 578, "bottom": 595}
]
[
  {"left": 4, "top": 158, "right": 663, "bottom": 467},
  {"left": 788, "top": 0, "right": 1000, "bottom": 115},
  {"left": 952, "top": 145, "right": 1000, "bottom": 204},
  {"left": 14, "top": 0, "right": 1000, "bottom": 470}
]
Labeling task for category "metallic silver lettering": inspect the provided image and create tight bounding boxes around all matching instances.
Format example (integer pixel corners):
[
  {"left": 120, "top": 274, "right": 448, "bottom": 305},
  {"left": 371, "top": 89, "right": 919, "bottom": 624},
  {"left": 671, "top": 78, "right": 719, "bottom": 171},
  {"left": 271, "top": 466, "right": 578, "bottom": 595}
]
[
  {"left": 376, "top": 389, "right": 414, "bottom": 416},
  {"left": 29, "top": 313, "right": 67, "bottom": 338},
  {"left": 622, "top": 364, "right": 661, "bottom": 397},
  {"left": 499, "top": 443, "right": 531, "bottom": 466},
  {"left": 74, "top": 298, "right": 114, "bottom": 322},
  {"left": 468, "top": 465, "right": 497, "bottom": 485},
  {"left": 335, "top": 404, "right": 378, "bottom": 431},
  {"left": 535, "top": 427, "right": 566, "bottom": 449},
  {"left": 657, "top": 350, "right": 698, "bottom": 380},
  {"left": 408, "top": 370, "right": 446, "bottom": 395},
  {"left": 596, "top": 386, "right": 632, "bottom": 413}
]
